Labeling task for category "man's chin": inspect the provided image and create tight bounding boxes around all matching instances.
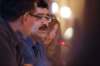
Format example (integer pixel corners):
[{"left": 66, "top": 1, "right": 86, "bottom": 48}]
[{"left": 37, "top": 30, "right": 48, "bottom": 38}]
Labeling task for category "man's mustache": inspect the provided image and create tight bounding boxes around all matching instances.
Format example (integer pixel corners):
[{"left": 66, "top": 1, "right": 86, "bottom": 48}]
[{"left": 39, "top": 24, "right": 48, "bottom": 30}]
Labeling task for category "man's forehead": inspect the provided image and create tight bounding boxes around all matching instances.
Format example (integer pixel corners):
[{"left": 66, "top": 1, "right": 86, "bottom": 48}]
[{"left": 31, "top": 7, "right": 49, "bottom": 15}]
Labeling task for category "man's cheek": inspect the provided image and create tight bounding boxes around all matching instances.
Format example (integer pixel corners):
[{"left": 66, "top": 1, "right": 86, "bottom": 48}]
[
  {"left": 32, "top": 26, "right": 37, "bottom": 33},
  {"left": 31, "top": 25, "right": 38, "bottom": 33},
  {"left": 37, "top": 22, "right": 42, "bottom": 27},
  {"left": 31, "top": 24, "right": 40, "bottom": 32}
]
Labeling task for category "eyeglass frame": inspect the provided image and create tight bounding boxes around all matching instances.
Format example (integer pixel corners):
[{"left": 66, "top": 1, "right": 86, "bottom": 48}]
[{"left": 28, "top": 12, "right": 53, "bottom": 22}]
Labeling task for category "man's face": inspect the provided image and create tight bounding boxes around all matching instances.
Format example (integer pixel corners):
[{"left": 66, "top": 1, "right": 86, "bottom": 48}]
[
  {"left": 30, "top": 7, "right": 51, "bottom": 34},
  {"left": 21, "top": 7, "right": 50, "bottom": 35}
]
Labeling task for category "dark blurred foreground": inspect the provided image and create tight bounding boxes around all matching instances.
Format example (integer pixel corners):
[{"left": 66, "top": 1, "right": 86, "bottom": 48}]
[{"left": 66, "top": 0, "right": 100, "bottom": 66}]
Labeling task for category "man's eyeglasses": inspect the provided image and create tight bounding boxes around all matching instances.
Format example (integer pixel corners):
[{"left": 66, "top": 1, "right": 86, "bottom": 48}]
[{"left": 29, "top": 13, "right": 52, "bottom": 22}]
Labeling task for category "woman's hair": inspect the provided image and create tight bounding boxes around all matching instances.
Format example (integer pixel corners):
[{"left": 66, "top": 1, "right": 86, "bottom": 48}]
[
  {"left": 45, "top": 16, "right": 63, "bottom": 66},
  {"left": 47, "top": 15, "right": 62, "bottom": 46}
]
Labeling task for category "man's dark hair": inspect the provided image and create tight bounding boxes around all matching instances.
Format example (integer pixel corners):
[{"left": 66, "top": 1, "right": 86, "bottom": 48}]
[
  {"left": 35, "top": 0, "right": 48, "bottom": 9},
  {"left": 0, "top": 0, "right": 35, "bottom": 21}
]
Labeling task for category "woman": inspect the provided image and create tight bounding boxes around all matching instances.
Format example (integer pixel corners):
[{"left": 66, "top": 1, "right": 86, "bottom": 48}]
[{"left": 42, "top": 15, "right": 63, "bottom": 66}]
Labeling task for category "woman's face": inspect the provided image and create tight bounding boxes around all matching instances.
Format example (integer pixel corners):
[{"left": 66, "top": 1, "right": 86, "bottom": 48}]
[
  {"left": 41, "top": 24, "right": 58, "bottom": 46},
  {"left": 49, "top": 24, "right": 58, "bottom": 39}
]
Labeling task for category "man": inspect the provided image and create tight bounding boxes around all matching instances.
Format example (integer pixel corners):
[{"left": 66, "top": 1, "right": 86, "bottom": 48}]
[
  {"left": 20, "top": 0, "right": 52, "bottom": 66},
  {"left": 0, "top": 0, "right": 35, "bottom": 66}
]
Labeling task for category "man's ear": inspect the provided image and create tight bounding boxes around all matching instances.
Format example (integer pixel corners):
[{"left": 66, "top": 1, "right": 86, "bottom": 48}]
[{"left": 21, "top": 13, "right": 29, "bottom": 24}]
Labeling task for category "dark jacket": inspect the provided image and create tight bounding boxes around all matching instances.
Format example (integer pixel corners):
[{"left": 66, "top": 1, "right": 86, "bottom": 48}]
[{"left": 0, "top": 17, "right": 22, "bottom": 66}]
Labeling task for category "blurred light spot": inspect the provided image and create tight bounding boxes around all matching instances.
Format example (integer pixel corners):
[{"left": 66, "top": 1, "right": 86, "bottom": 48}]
[
  {"left": 51, "top": 2, "right": 59, "bottom": 14},
  {"left": 64, "top": 27, "right": 74, "bottom": 39},
  {"left": 60, "top": 6, "right": 72, "bottom": 19},
  {"left": 58, "top": 40, "right": 65, "bottom": 46}
]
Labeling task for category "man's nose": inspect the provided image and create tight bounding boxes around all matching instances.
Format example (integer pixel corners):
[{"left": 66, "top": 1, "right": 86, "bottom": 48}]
[
  {"left": 41, "top": 18, "right": 49, "bottom": 25},
  {"left": 41, "top": 21, "right": 48, "bottom": 25}
]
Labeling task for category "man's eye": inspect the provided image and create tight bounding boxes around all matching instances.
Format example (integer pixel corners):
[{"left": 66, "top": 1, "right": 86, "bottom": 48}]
[{"left": 36, "top": 15, "right": 42, "bottom": 19}]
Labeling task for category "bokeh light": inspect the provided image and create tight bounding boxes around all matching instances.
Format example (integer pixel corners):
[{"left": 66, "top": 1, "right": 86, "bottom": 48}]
[
  {"left": 63, "top": 27, "right": 74, "bottom": 39},
  {"left": 60, "top": 6, "right": 72, "bottom": 19},
  {"left": 51, "top": 2, "right": 59, "bottom": 14}
]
